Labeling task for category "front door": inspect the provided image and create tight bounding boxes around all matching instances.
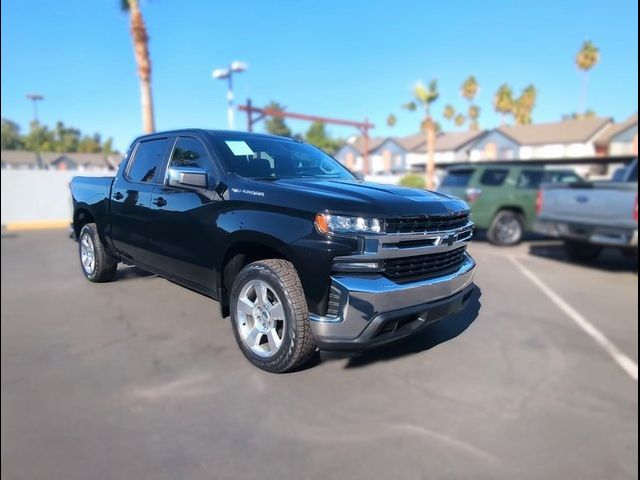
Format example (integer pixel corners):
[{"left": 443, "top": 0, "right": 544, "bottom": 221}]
[{"left": 147, "top": 136, "right": 225, "bottom": 291}]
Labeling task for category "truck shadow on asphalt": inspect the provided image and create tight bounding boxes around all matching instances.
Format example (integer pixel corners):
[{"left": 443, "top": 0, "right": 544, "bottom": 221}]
[
  {"left": 116, "top": 265, "right": 158, "bottom": 281},
  {"left": 328, "top": 285, "right": 482, "bottom": 370},
  {"left": 527, "top": 243, "right": 638, "bottom": 273}
]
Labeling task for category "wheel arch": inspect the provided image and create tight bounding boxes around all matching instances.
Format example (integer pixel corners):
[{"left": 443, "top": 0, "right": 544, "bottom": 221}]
[{"left": 218, "top": 232, "right": 297, "bottom": 318}]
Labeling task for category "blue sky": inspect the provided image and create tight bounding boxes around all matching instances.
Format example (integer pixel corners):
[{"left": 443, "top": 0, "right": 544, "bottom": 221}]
[{"left": 1, "top": 0, "right": 638, "bottom": 151}]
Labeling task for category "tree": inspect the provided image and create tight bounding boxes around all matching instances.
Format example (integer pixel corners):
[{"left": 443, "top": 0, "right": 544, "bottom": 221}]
[
  {"left": 1, "top": 119, "right": 24, "bottom": 150},
  {"left": 2, "top": 118, "right": 118, "bottom": 154},
  {"left": 304, "top": 121, "right": 343, "bottom": 155},
  {"left": 494, "top": 84, "right": 515, "bottom": 125},
  {"left": 460, "top": 75, "right": 479, "bottom": 102},
  {"left": 461, "top": 75, "right": 480, "bottom": 130},
  {"left": 454, "top": 113, "right": 466, "bottom": 127},
  {"left": 386, "top": 114, "right": 397, "bottom": 127},
  {"left": 443, "top": 104, "right": 455, "bottom": 121},
  {"left": 263, "top": 101, "right": 292, "bottom": 137},
  {"left": 575, "top": 40, "right": 600, "bottom": 114},
  {"left": 468, "top": 105, "right": 480, "bottom": 130},
  {"left": 23, "top": 121, "right": 56, "bottom": 152},
  {"left": 121, "top": 0, "right": 155, "bottom": 133},
  {"left": 403, "top": 80, "right": 439, "bottom": 190},
  {"left": 513, "top": 85, "right": 537, "bottom": 125}
]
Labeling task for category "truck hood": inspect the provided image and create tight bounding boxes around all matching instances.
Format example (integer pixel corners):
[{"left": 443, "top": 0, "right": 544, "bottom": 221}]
[{"left": 229, "top": 177, "right": 468, "bottom": 217}]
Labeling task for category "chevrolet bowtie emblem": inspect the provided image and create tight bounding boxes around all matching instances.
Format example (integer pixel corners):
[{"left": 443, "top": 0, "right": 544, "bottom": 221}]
[{"left": 435, "top": 234, "right": 457, "bottom": 246}]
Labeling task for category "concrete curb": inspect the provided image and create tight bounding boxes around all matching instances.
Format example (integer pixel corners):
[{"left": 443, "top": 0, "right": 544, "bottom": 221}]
[{"left": 3, "top": 220, "right": 70, "bottom": 231}]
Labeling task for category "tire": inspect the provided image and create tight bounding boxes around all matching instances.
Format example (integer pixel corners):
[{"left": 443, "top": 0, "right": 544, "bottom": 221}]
[
  {"left": 487, "top": 210, "right": 524, "bottom": 246},
  {"left": 230, "top": 259, "right": 316, "bottom": 373},
  {"left": 563, "top": 240, "right": 602, "bottom": 262},
  {"left": 78, "top": 223, "right": 118, "bottom": 282}
]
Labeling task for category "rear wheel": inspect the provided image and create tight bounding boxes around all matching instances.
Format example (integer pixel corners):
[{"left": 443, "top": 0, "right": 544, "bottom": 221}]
[
  {"left": 78, "top": 223, "right": 118, "bottom": 282},
  {"left": 230, "top": 259, "right": 316, "bottom": 373},
  {"left": 563, "top": 240, "right": 602, "bottom": 262},
  {"left": 487, "top": 210, "right": 524, "bottom": 246}
]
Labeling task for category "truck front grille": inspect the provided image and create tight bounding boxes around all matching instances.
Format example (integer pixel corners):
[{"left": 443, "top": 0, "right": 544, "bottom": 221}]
[
  {"left": 382, "top": 246, "right": 467, "bottom": 281},
  {"left": 385, "top": 212, "right": 469, "bottom": 234}
]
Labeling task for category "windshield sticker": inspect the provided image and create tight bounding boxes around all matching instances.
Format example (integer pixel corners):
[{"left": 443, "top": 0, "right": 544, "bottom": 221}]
[{"left": 225, "top": 140, "right": 254, "bottom": 156}]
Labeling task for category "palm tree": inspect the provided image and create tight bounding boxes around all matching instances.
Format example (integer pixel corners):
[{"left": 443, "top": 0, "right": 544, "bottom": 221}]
[
  {"left": 386, "top": 114, "right": 397, "bottom": 127},
  {"left": 461, "top": 75, "right": 480, "bottom": 130},
  {"left": 121, "top": 0, "right": 155, "bottom": 133},
  {"left": 461, "top": 75, "right": 479, "bottom": 102},
  {"left": 575, "top": 40, "right": 600, "bottom": 114},
  {"left": 454, "top": 113, "right": 466, "bottom": 127},
  {"left": 468, "top": 105, "right": 480, "bottom": 130},
  {"left": 403, "top": 80, "right": 439, "bottom": 190},
  {"left": 494, "top": 84, "right": 514, "bottom": 125},
  {"left": 513, "top": 85, "right": 537, "bottom": 125},
  {"left": 443, "top": 104, "right": 455, "bottom": 122}
]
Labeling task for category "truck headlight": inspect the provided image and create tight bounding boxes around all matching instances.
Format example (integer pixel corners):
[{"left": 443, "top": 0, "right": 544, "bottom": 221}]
[{"left": 315, "top": 213, "right": 382, "bottom": 235}]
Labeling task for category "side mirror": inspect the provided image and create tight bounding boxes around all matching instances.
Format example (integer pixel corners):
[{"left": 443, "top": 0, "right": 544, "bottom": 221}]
[{"left": 167, "top": 167, "right": 208, "bottom": 190}]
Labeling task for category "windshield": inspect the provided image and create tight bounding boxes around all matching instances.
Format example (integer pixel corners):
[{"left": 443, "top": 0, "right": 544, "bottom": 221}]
[{"left": 212, "top": 136, "right": 355, "bottom": 181}]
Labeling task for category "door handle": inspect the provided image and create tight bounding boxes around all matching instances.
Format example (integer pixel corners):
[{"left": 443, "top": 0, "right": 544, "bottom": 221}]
[
  {"left": 113, "top": 192, "right": 124, "bottom": 200},
  {"left": 153, "top": 197, "right": 167, "bottom": 207}
]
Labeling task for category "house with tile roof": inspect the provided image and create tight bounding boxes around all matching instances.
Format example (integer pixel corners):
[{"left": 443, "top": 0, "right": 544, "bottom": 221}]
[
  {"left": 594, "top": 113, "right": 638, "bottom": 157},
  {"left": 1, "top": 151, "right": 122, "bottom": 170},
  {"left": 334, "top": 130, "right": 486, "bottom": 175},
  {"left": 403, "top": 130, "right": 487, "bottom": 169},
  {"left": 468, "top": 117, "right": 613, "bottom": 161}
]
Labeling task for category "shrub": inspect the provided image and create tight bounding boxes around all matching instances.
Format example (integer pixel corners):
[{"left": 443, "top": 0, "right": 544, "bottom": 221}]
[{"left": 399, "top": 173, "right": 425, "bottom": 190}]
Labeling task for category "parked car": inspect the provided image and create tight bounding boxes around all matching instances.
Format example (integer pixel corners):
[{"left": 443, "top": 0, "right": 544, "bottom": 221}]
[
  {"left": 70, "top": 129, "right": 476, "bottom": 372},
  {"left": 534, "top": 159, "right": 638, "bottom": 262},
  {"left": 438, "top": 164, "right": 581, "bottom": 246}
]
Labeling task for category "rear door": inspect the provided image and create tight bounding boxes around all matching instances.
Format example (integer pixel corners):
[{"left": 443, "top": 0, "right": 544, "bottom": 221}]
[
  {"left": 110, "top": 136, "right": 172, "bottom": 264},
  {"left": 468, "top": 168, "right": 511, "bottom": 227},
  {"left": 147, "top": 135, "right": 226, "bottom": 291}
]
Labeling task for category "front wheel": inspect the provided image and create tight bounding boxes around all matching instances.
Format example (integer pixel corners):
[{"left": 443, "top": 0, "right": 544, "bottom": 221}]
[
  {"left": 230, "top": 259, "right": 316, "bottom": 373},
  {"left": 487, "top": 210, "right": 524, "bottom": 246},
  {"left": 564, "top": 240, "right": 602, "bottom": 262}
]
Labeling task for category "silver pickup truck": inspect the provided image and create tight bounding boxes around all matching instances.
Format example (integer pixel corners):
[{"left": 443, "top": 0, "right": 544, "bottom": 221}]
[{"left": 534, "top": 159, "right": 638, "bottom": 261}]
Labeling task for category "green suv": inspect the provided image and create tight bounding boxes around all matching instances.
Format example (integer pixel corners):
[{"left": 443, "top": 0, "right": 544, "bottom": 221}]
[{"left": 438, "top": 164, "right": 581, "bottom": 246}]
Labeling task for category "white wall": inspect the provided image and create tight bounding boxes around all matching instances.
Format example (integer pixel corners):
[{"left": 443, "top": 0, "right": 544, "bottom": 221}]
[{"left": 1, "top": 169, "right": 113, "bottom": 224}]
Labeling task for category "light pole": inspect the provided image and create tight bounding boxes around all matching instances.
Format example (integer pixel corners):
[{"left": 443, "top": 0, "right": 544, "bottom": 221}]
[
  {"left": 26, "top": 93, "right": 44, "bottom": 123},
  {"left": 212, "top": 61, "right": 248, "bottom": 130}
]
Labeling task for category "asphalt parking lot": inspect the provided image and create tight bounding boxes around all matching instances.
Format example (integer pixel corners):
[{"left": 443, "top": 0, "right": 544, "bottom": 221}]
[{"left": 1, "top": 230, "right": 637, "bottom": 480}]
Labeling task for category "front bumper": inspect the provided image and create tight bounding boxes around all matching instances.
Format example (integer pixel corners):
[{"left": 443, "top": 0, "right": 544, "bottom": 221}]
[
  {"left": 309, "top": 254, "right": 476, "bottom": 350},
  {"left": 534, "top": 220, "right": 638, "bottom": 247}
]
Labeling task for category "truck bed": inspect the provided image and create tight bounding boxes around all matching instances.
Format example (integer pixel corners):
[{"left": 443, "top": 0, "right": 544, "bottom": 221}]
[{"left": 539, "top": 181, "right": 637, "bottom": 229}]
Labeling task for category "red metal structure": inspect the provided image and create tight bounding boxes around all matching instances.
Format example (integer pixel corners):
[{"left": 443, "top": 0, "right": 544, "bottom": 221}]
[{"left": 238, "top": 99, "right": 375, "bottom": 175}]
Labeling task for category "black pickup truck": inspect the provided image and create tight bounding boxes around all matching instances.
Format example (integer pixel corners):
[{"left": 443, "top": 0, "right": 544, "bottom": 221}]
[{"left": 70, "top": 129, "right": 476, "bottom": 372}]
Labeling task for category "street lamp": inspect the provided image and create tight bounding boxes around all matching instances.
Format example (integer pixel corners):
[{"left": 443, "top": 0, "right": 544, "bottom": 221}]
[
  {"left": 26, "top": 93, "right": 44, "bottom": 123},
  {"left": 212, "top": 61, "right": 248, "bottom": 130}
]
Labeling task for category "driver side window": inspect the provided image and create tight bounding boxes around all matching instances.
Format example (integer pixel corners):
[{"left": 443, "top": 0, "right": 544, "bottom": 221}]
[{"left": 168, "top": 137, "right": 214, "bottom": 174}]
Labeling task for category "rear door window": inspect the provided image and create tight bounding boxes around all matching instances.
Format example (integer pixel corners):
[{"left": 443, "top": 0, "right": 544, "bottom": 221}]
[
  {"left": 479, "top": 169, "right": 509, "bottom": 186},
  {"left": 441, "top": 169, "right": 474, "bottom": 187},
  {"left": 127, "top": 138, "right": 171, "bottom": 183}
]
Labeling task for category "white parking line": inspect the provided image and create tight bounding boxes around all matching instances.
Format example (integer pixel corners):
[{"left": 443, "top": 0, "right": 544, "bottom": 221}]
[{"left": 508, "top": 256, "right": 638, "bottom": 382}]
